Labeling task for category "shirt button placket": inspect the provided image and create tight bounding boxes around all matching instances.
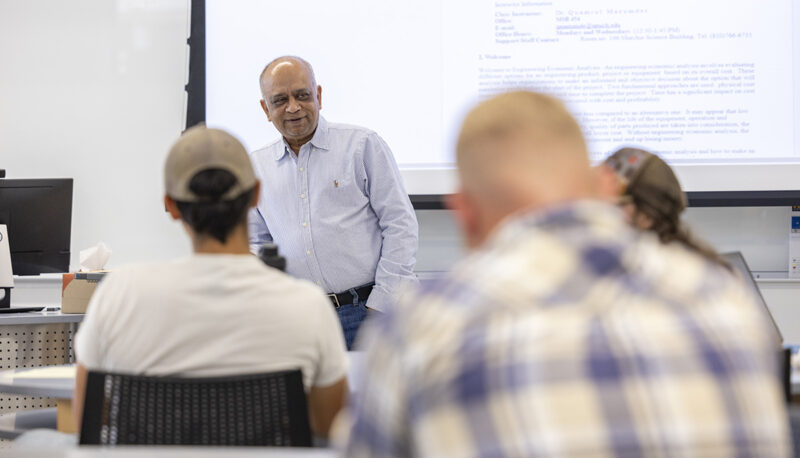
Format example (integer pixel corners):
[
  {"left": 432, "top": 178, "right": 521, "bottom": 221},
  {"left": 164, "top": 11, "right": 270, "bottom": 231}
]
[{"left": 299, "top": 147, "right": 322, "bottom": 288}]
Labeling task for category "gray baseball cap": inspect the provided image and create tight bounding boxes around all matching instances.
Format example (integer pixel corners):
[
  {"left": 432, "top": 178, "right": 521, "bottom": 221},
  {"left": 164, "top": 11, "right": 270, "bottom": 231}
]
[{"left": 164, "top": 125, "right": 257, "bottom": 202}]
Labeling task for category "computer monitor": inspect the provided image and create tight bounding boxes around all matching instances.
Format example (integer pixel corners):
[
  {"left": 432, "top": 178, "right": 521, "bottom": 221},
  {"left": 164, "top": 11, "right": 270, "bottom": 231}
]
[
  {"left": 0, "top": 179, "right": 73, "bottom": 276},
  {"left": 721, "top": 251, "right": 783, "bottom": 346}
]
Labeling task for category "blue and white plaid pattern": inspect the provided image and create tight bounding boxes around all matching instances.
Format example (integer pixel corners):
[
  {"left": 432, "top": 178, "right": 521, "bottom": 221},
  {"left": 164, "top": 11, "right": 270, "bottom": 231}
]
[{"left": 345, "top": 202, "right": 790, "bottom": 457}]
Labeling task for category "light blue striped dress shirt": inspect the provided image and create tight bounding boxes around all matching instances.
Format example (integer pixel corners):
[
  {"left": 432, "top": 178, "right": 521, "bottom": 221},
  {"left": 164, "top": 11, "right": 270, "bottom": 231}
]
[{"left": 248, "top": 117, "right": 419, "bottom": 312}]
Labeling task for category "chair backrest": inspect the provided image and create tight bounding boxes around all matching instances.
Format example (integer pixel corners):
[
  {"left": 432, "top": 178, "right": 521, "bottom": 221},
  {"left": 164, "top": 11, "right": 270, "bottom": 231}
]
[{"left": 79, "top": 369, "right": 312, "bottom": 446}]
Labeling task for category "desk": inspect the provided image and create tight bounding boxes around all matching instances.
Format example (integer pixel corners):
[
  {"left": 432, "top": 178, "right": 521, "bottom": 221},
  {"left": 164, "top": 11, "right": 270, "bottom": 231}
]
[
  {"left": 0, "top": 352, "right": 365, "bottom": 434},
  {"left": 0, "top": 311, "right": 83, "bottom": 432},
  {"left": 0, "top": 311, "right": 82, "bottom": 327},
  {"left": 0, "top": 365, "right": 74, "bottom": 399}
]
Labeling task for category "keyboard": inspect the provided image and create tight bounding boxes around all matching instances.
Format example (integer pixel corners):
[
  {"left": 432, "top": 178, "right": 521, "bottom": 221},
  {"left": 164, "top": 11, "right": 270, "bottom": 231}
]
[{"left": 0, "top": 306, "right": 46, "bottom": 313}]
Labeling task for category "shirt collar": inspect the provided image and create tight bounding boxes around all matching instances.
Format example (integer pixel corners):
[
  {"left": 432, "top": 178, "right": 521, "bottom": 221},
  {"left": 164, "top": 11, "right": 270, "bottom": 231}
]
[{"left": 273, "top": 116, "right": 331, "bottom": 161}]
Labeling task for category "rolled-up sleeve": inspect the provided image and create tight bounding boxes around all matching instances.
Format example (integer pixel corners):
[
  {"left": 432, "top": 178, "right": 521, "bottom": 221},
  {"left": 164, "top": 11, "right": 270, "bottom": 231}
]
[{"left": 362, "top": 133, "right": 419, "bottom": 311}]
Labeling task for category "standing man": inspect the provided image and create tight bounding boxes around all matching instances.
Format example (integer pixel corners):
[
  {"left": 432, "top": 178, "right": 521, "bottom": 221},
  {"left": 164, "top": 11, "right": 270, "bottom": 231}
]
[
  {"left": 249, "top": 56, "right": 419, "bottom": 348},
  {"left": 344, "top": 91, "right": 790, "bottom": 456}
]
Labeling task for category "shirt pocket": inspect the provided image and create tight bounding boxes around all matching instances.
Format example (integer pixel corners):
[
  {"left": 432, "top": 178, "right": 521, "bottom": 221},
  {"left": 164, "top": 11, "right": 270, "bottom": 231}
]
[{"left": 322, "top": 175, "right": 368, "bottom": 209}]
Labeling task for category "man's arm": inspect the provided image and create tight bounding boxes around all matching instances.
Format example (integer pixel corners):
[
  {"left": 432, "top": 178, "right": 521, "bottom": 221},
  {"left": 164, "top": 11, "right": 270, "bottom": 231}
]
[
  {"left": 308, "top": 377, "right": 348, "bottom": 437},
  {"left": 361, "top": 133, "right": 419, "bottom": 311},
  {"left": 247, "top": 207, "right": 274, "bottom": 254}
]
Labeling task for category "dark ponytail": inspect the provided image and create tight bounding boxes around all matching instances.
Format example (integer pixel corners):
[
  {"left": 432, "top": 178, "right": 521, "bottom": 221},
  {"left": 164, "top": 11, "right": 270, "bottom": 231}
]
[{"left": 175, "top": 169, "right": 255, "bottom": 243}]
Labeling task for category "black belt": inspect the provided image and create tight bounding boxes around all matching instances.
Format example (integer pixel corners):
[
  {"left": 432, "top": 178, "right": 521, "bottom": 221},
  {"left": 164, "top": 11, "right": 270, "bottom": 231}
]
[{"left": 327, "top": 283, "right": 374, "bottom": 308}]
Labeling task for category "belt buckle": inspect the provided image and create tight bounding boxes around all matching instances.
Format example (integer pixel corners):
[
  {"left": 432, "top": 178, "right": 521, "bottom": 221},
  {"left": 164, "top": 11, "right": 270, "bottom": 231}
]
[{"left": 327, "top": 293, "right": 341, "bottom": 308}]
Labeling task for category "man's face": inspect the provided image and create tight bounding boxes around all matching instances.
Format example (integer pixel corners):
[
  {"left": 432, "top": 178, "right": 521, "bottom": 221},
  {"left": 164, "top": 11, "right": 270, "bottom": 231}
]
[{"left": 260, "top": 61, "right": 322, "bottom": 148}]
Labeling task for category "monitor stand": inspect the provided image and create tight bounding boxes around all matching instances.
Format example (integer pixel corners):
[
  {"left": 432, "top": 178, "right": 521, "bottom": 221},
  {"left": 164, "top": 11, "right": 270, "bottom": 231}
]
[{"left": 0, "top": 287, "right": 45, "bottom": 313}]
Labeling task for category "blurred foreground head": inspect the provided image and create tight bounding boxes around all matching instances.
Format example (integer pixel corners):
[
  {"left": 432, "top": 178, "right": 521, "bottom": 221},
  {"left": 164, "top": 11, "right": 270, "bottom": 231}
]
[{"left": 449, "top": 91, "right": 595, "bottom": 248}]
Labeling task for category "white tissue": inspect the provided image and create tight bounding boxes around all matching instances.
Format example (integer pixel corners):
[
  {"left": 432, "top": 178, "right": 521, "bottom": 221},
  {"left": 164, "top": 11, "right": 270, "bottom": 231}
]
[{"left": 79, "top": 242, "right": 112, "bottom": 271}]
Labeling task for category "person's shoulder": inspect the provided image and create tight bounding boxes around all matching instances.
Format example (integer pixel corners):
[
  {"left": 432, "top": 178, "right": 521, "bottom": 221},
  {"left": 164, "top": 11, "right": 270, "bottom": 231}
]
[
  {"left": 360, "top": 274, "right": 478, "bottom": 375},
  {"left": 382, "top": 269, "right": 482, "bottom": 340},
  {"left": 326, "top": 120, "right": 375, "bottom": 135},
  {"left": 84, "top": 261, "right": 177, "bottom": 315},
  {"left": 97, "top": 260, "right": 176, "bottom": 284},
  {"left": 249, "top": 137, "right": 283, "bottom": 160},
  {"left": 107, "top": 256, "right": 267, "bottom": 286},
  {"left": 636, "top": 235, "right": 723, "bottom": 290}
]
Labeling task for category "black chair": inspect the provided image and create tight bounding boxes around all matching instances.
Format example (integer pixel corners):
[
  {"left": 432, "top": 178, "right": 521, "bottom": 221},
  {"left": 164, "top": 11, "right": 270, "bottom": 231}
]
[{"left": 79, "top": 369, "right": 312, "bottom": 446}]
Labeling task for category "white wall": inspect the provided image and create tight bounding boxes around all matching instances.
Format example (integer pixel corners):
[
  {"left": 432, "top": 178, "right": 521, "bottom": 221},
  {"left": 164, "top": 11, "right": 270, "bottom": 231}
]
[{"left": 2, "top": 1, "right": 798, "bottom": 340}]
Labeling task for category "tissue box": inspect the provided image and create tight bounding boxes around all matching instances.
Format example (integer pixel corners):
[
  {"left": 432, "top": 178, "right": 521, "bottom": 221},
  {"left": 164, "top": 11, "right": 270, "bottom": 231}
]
[{"left": 61, "top": 272, "right": 106, "bottom": 314}]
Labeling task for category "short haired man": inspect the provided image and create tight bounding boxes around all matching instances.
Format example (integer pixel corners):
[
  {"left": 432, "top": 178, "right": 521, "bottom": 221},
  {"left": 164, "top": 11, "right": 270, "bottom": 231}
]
[
  {"left": 344, "top": 92, "right": 790, "bottom": 456},
  {"left": 73, "top": 126, "right": 348, "bottom": 438},
  {"left": 250, "top": 56, "right": 419, "bottom": 349}
]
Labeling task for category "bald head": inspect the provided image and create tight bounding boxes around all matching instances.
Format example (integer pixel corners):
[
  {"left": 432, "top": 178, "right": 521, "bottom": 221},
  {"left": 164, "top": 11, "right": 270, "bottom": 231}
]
[
  {"left": 259, "top": 56, "right": 317, "bottom": 89},
  {"left": 449, "top": 91, "right": 596, "bottom": 248},
  {"left": 456, "top": 91, "right": 593, "bottom": 210}
]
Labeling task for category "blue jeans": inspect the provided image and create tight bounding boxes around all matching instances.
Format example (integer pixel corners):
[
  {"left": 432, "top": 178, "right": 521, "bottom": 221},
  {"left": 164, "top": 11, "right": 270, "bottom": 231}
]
[{"left": 336, "top": 298, "right": 368, "bottom": 350}]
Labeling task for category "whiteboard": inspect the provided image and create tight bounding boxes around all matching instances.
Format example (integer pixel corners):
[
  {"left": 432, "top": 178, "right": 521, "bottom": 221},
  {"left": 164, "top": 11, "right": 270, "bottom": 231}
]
[{"left": 0, "top": 0, "right": 191, "bottom": 270}]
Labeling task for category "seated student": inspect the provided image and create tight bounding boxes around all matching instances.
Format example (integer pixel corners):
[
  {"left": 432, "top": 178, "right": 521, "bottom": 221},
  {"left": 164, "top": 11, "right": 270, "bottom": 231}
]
[
  {"left": 600, "top": 147, "right": 730, "bottom": 269},
  {"left": 73, "top": 126, "right": 348, "bottom": 438},
  {"left": 344, "top": 92, "right": 790, "bottom": 456}
]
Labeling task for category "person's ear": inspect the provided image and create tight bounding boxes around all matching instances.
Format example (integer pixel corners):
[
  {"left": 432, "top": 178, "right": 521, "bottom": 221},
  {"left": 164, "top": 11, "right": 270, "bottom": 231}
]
[
  {"left": 316, "top": 85, "right": 322, "bottom": 110},
  {"left": 594, "top": 164, "right": 623, "bottom": 203},
  {"left": 164, "top": 195, "right": 182, "bottom": 220},
  {"left": 634, "top": 211, "right": 655, "bottom": 231},
  {"left": 250, "top": 181, "right": 261, "bottom": 208},
  {"left": 446, "top": 189, "right": 483, "bottom": 249},
  {"left": 260, "top": 99, "right": 272, "bottom": 122}
]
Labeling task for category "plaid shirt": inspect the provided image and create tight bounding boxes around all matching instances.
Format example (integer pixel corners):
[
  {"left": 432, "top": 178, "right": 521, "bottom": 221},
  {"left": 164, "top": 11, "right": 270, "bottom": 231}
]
[{"left": 345, "top": 201, "right": 790, "bottom": 457}]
